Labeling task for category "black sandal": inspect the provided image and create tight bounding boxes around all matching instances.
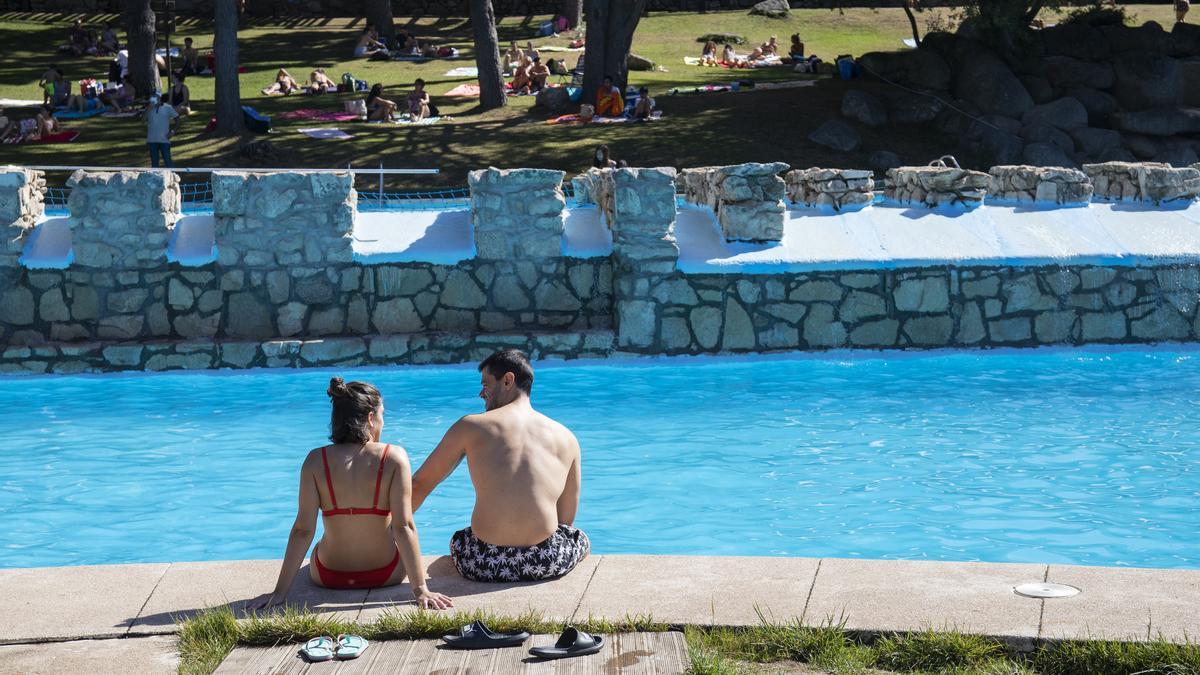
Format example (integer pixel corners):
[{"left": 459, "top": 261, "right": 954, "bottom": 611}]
[
  {"left": 528, "top": 626, "right": 604, "bottom": 659},
  {"left": 441, "top": 620, "right": 531, "bottom": 650}
]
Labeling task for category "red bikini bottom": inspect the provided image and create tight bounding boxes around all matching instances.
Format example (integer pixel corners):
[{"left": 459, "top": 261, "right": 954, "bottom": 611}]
[{"left": 312, "top": 546, "right": 401, "bottom": 589}]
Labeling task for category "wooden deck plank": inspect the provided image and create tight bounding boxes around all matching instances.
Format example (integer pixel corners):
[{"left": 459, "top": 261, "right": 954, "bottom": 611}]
[{"left": 216, "top": 632, "right": 689, "bottom": 674}]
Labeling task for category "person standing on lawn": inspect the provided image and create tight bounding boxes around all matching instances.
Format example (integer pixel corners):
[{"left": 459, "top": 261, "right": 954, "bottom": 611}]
[{"left": 145, "top": 92, "right": 179, "bottom": 168}]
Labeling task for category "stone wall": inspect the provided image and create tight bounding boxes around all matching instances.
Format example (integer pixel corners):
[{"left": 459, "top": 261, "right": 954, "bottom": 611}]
[
  {"left": 6, "top": 162, "right": 1200, "bottom": 375},
  {"left": 1082, "top": 162, "right": 1200, "bottom": 203},
  {"left": 885, "top": 167, "right": 990, "bottom": 207},
  {"left": 0, "top": 168, "right": 611, "bottom": 352},
  {"left": 469, "top": 168, "right": 566, "bottom": 259},
  {"left": 67, "top": 170, "right": 180, "bottom": 269},
  {"left": 0, "top": 167, "right": 45, "bottom": 267},
  {"left": 988, "top": 166, "right": 1092, "bottom": 205},
  {"left": 785, "top": 168, "right": 875, "bottom": 211},
  {"left": 213, "top": 171, "right": 355, "bottom": 267},
  {"left": 679, "top": 163, "right": 787, "bottom": 241},
  {"left": 607, "top": 264, "right": 1200, "bottom": 354}
]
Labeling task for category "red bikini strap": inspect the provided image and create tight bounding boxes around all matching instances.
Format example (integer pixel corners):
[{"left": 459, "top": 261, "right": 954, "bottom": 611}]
[
  {"left": 372, "top": 444, "right": 390, "bottom": 509},
  {"left": 321, "top": 446, "right": 338, "bottom": 509}
]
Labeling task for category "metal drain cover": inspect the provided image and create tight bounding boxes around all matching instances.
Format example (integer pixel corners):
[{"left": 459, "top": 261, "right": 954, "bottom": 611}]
[{"left": 1014, "top": 582, "right": 1080, "bottom": 599}]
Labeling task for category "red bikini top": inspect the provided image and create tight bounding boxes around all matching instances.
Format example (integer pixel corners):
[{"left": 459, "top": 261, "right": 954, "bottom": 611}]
[{"left": 320, "top": 444, "right": 391, "bottom": 517}]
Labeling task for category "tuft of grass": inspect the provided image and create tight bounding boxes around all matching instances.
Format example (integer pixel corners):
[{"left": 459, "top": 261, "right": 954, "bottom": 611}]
[
  {"left": 176, "top": 606, "right": 240, "bottom": 675},
  {"left": 872, "top": 628, "right": 1009, "bottom": 672},
  {"left": 1031, "top": 637, "right": 1200, "bottom": 675}
]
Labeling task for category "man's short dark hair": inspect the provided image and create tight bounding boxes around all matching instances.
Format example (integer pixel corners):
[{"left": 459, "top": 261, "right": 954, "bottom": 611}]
[{"left": 479, "top": 349, "right": 533, "bottom": 395}]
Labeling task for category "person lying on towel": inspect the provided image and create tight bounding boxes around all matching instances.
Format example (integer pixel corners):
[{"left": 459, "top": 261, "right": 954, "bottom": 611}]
[
  {"left": 412, "top": 349, "right": 591, "bottom": 582},
  {"left": 595, "top": 75, "right": 624, "bottom": 117}
]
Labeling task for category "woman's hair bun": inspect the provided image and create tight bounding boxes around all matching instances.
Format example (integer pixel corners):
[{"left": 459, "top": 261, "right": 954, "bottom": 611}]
[{"left": 327, "top": 376, "right": 348, "bottom": 398}]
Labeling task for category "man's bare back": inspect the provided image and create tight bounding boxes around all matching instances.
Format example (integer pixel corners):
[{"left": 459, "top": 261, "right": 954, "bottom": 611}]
[{"left": 411, "top": 349, "right": 589, "bottom": 582}]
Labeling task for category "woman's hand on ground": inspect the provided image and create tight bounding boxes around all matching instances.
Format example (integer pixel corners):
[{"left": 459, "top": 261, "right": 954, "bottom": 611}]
[
  {"left": 414, "top": 589, "right": 454, "bottom": 610},
  {"left": 246, "top": 592, "right": 284, "bottom": 612}
]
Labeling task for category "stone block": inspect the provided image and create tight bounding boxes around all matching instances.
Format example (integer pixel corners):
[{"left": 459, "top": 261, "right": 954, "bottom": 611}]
[
  {"left": 894, "top": 276, "right": 950, "bottom": 313},
  {"left": 1082, "top": 312, "right": 1127, "bottom": 340},
  {"left": 618, "top": 299, "right": 657, "bottom": 348},
  {"left": 690, "top": 305, "right": 722, "bottom": 349}
]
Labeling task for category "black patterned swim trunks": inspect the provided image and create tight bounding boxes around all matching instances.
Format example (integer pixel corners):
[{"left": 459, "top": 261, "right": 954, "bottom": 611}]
[{"left": 449, "top": 524, "right": 591, "bottom": 582}]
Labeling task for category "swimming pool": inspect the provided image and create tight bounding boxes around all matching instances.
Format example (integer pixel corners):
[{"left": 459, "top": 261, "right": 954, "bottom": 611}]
[{"left": 1, "top": 347, "right": 1197, "bottom": 569}]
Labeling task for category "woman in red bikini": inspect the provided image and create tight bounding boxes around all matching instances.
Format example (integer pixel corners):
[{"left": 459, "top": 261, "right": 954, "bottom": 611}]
[{"left": 251, "top": 378, "right": 453, "bottom": 610}]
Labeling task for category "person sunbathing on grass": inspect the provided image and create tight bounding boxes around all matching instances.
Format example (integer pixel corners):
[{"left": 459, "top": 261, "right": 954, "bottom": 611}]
[
  {"left": 503, "top": 41, "right": 524, "bottom": 74},
  {"left": 511, "top": 57, "right": 533, "bottom": 94},
  {"left": 250, "top": 378, "right": 453, "bottom": 610},
  {"left": 529, "top": 56, "right": 550, "bottom": 91},
  {"left": 366, "top": 83, "right": 397, "bottom": 121},
  {"left": 179, "top": 37, "right": 200, "bottom": 75},
  {"left": 30, "top": 105, "right": 59, "bottom": 141},
  {"left": 632, "top": 86, "right": 655, "bottom": 120},
  {"left": 309, "top": 68, "right": 336, "bottom": 94},
  {"left": 412, "top": 349, "right": 590, "bottom": 583},
  {"left": 354, "top": 27, "right": 388, "bottom": 58},
  {"left": 99, "top": 76, "right": 136, "bottom": 113},
  {"left": 701, "top": 40, "right": 719, "bottom": 66},
  {"left": 761, "top": 35, "right": 780, "bottom": 56},
  {"left": 0, "top": 109, "right": 18, "bottom": 143},
  {"left": 167, "top": 73, "right": 191, "bottom": 115},
  {"left": 594, "top": 75, "right": 624, "bottom": 116},
  {"left": 407, "top": 78, "right": 431, "bottom": 120}
]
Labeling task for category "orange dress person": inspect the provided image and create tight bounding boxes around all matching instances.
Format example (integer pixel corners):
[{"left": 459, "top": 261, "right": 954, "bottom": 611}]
[{"left": 595, "top": 76, "right": 624, "bottom": 117}]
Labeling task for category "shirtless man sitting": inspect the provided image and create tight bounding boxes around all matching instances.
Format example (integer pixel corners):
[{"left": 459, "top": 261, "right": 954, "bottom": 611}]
[{"left": 412, "top": 349, "right": 589, "bottom": 582}]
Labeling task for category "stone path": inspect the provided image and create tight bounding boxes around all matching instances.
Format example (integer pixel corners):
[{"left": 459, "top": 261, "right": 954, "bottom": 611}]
[
  {"left": 214, "top": 632, "right": 688, "bottom": 674},
  {"left": 1, "top": 555, "right": 1197, "bottom": 655}
]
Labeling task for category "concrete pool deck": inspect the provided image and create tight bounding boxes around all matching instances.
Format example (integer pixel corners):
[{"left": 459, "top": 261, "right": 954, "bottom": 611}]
[{"left": 2, "top": 555, "right": 1198, "bottom": 655}]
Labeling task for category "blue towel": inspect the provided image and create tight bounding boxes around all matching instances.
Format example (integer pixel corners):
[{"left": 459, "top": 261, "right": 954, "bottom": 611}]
[{"left": 53, "top": 105, "right": 106, "bottom": 119}]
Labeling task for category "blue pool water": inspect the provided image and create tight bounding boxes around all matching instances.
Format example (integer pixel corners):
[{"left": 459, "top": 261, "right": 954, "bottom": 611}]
[{"left": 1, "top": 348, "right": 1198, "bottom": 570}]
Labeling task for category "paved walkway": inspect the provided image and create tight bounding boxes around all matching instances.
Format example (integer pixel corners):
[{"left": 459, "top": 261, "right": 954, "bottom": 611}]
[
  {"left": 1, "top": 555, "right": 1197, "bottom": 655},
  {"left": 215, "top": 632, "right": 688, "bottom": 674}
]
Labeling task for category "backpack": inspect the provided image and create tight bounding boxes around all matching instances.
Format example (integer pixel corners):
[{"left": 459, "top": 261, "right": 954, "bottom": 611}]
[
  {"left": 241, "top": 105, "right": 272, "bottom": 134},
  {"left": 355, "top": 79, "right": 369, "bottom": 92}
]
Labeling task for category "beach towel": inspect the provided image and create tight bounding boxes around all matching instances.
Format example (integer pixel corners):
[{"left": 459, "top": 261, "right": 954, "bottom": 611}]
[
  {"left": 546, "top": 111, "right": 661, "bottom": 125},
  {"left": 298, "top": 127, "right": 353, "bottom": 139},
  {"left": 100, "top": 110, "right": 140, "bottom": 118},
  {"left": 392, "top": 54, "right": 431, "bottom": 62},
  {"left": 444, "top": 83, "right": 480, "bottom": 97},
  {"left": 686, "top": 56, "right": 786, "bottom": 69},
  {"left": 444, "top": 66, "right": 478, "bottom": 77},
  {"left": 53, "top": 106, "right": 106, "bottom": 119},
  {"left": 392, "top": 115, "right": 440, "bottom": 125},
  {"left": 34, "top": 130, "right": 80, "bottom": 143},
  {"left": 537, "top": 45, "right": 585, "bottom": 52},
  {"left": 0, "top": 98, "right": 43, "bottom": 107},
  {"left": 277, "top": 108, "right": 359, "bottom": 122}
]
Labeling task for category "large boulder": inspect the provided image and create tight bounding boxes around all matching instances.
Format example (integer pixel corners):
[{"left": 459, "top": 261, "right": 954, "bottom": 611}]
[
  {"left": 1170, "top": 21, "right": 1200, "bottom": 57},
  {"left": 1123, "top": 134, "right": 1163, "bottom": 159},
  {"left": 954, "top": 53, "right": 1033, "bottom": 118},
  {"left": 869, "top": 150, "right": 902, "bottom": 171},
  {"left": 627, "top": 53, "right": 655, "bottom": 71},
  {"left": 858, "top": 49, "right": 952, "bottom": 91},
  {"left": 1112, "top": 108, "right": 1200, "bottom": 136},
  {"left": 1070, "top": 127, "right": 1123, "bottom": 158},
  {"left": 1043, "top": 56, "right": 1114, "bottom": 90},
  {"left": 1040, "top": 23, "right": 1110, "bottom": 61},
  {"left": 1067, "top": 87, "right": 1119, "bottom": 125},
  {"left": 1104, "top": 22, "right": 1171, "bottom": 55},
  {"left": 841, "top": 90, "right": 887, "bottom": 127},
  {"left": 1021, "top": 122, "right": 1076, "bottom": 153},
  {"left": 979, "top": 127, "right": 1024, "bottom": 165},
  {"left": 1112, "top": 54, "right": 1182, "bottom": 110},
  {"left": 1021, "top": 75, "right": 1056, "bottom": 104},
  {"left": 1183, "top": 61, "right": 1200, "bottom": 107},
  {"left": 1021, "top": 97, "right": 1089, "bottom": 131},
  {"left": 1024, "top": 142, "right": 1077, "bottom": 167},
  {"left": 536, "top": 85, "right": 571, "bottom": 113},
  {"left": 1153, "top": 146, "right": 1200, "bottom": 167},
  {"left": 808, "top": 119, "right": 860, "bottom": 152},
  {"left": 889, "top": 94, "right": 944, "bottom": 124},
  {"left": 749, "top": 0, "right": 789, "bottom": 19}
]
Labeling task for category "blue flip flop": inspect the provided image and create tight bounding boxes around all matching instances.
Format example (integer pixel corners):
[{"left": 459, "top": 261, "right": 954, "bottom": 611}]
[
  {"left": 335, "top": 634, "right": 369, "bottom": 659},
  {"left": 299, "top": 635, "right": 335, "bottom": 662}
]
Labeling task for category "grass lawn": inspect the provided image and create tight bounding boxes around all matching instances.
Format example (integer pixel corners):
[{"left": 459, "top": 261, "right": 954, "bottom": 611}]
[{"left": 0, "top": 7, "right": 1177, "bottom": 190}]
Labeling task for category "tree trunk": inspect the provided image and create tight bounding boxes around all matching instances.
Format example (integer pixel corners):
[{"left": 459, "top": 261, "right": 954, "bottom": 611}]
[
  {"left": 122, "top": 0, "right": 157, "bottom": 95},
  {"left": 583, "top": 0, "right": 645, "bottom": 105},
  {"left": 364, "top": 0, "right": 395, "bottom": 43},
  {"left": 470, "top": 0, "right": 507, "bottom": 110},
  {"left": 902, "top": 1, "right": 921, "bottom": 47},
  {"left": 214, "top": 0, "right": 244, "bottom": 134},
  {"left": 560, "top": 0, "right": 582, "bottom": 29}
]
